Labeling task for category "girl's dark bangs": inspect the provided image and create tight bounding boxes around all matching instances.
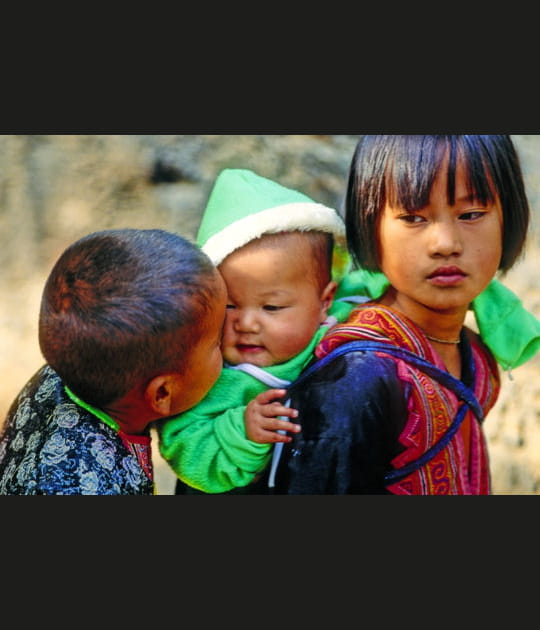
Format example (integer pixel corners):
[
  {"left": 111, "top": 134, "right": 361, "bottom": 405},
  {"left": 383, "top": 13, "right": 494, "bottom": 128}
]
[
  {"left": 458, "top": 137, "right": 497, "bottom": 205},
  {"left": 386, "top": 136, "right": 497, "bottom": 209},
  {"left": 385, "top": 136, "right": 444, "bottom": 211}
]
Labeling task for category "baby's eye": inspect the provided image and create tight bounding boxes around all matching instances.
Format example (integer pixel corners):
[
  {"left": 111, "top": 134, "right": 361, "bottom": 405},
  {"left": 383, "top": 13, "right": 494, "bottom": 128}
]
[
  {"left": 226, "top": 304, "right": 236, "bottom": 310},
  {"left": 263, "top": 304, "right": 283, "bottom": 312}
]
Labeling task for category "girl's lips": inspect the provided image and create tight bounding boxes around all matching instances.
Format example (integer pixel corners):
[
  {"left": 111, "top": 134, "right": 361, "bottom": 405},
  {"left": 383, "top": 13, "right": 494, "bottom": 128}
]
[
  {"left": 427, "top": 267, "right": 467, "bottom": 286},
  {"left": 429, "top": 275, "right": 464, "bottom": 286}
]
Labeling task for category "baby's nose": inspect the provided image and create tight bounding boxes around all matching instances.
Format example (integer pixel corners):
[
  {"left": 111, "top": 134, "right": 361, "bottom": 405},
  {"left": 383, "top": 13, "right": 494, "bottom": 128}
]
[{"left": 235, "top": 310, "right": 260, "bottom": 332}]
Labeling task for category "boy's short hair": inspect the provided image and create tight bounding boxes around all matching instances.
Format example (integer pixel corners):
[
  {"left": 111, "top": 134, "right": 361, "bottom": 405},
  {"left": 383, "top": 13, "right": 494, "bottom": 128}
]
[
  {"left": 39, "top": 228, "right": 218, "bottom": 407},
  {"left": 346, "top": 135, "right": 530, "bottom": 272}
]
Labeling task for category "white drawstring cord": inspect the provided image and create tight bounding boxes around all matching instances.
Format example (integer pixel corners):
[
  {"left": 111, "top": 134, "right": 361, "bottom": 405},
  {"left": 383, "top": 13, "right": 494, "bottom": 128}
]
[{"left": 229, "top": 363, "right": 291, "bottom": 488}]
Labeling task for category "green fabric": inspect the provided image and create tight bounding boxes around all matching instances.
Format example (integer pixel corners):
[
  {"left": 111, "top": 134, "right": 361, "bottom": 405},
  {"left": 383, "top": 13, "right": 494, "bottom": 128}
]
[
  {"left": 333, "top": 268, "right": 540, "bottom": 370},
  {"left": 64, "top": 385, "right": 120, "bottom": 432},
  {"left": 335, "top": 268, "right": 391, "bottom": 301},
  {"left": 197, "top": 168, "right": 315, "bottom": 249},
  {"left": 157, "top": 325, "right": 331, "bottom": 494},
  {"left": 472, "top": 280, "right": 540, "bottom": 370}
]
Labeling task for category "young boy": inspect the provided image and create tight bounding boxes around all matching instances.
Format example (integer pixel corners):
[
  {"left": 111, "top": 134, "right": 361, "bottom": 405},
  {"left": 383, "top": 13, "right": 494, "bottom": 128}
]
[
  {"left": 157, "top": 169, "right": 353, "bottom": 493},
  {"left": 0, "top": 228, "right": 227, "bottom": 495}
]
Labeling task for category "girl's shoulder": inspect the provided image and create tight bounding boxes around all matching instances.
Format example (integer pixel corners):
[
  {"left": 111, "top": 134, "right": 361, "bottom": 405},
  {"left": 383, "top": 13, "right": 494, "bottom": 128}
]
[{"left": 290, "top": 341, "right": 401, "bottom": 395}]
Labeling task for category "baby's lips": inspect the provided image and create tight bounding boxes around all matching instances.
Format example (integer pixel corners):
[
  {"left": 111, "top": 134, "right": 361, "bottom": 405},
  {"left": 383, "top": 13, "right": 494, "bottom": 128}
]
[{"left": 237, "top": 344, "right": 264, "bottom": 352}]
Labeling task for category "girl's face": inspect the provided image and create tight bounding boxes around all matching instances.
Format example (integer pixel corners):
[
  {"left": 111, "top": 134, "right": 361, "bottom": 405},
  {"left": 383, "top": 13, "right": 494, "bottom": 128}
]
[
  {"left": 377, "top": 155, "right": 503, "bottom": 324},
  {"left": 219, "top": 236, "right": 335, "bottom": 367}
]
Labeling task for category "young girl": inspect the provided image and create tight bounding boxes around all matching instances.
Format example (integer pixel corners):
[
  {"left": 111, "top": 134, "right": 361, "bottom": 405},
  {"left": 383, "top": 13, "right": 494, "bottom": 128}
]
[{"left": 267, "top": 135, "right": 533, "bottom": 495}]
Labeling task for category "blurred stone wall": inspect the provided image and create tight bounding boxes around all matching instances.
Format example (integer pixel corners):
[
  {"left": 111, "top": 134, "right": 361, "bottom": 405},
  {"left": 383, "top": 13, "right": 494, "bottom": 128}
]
[{"left": 0, "top": 134, "right": 539, "bottom": 494}]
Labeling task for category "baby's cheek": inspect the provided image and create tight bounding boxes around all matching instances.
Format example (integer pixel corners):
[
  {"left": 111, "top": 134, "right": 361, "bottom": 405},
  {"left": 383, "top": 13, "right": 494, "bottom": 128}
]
[{"left": 221, "top": 345, "right": 237, "bottom": 364}]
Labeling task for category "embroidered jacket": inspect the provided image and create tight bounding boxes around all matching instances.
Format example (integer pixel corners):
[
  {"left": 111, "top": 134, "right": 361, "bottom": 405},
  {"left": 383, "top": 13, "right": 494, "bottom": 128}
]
[{"left": 268, "top": 304, "right": 501, "bottom": 495}]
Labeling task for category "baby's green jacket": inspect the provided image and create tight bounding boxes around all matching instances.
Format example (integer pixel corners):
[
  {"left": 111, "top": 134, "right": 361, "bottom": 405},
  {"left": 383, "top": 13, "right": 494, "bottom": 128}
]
[{"left": 157, "top": 325, "right": 332, "bottom": 494}]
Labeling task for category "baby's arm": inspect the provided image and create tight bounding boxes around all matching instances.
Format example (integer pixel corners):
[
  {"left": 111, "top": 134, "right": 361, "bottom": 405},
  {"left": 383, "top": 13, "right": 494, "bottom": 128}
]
[
  {"left": 158, "top": 403, "right": 273, "bottom": 494},
  {"left": 244, "top": 388, "right": 301, "bottom": 444}
]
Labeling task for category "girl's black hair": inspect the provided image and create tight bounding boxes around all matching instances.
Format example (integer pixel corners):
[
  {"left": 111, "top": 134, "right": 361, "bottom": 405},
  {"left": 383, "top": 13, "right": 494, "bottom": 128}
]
[{"left": 345, "top": 135, "right": 530, "bottom": 272}]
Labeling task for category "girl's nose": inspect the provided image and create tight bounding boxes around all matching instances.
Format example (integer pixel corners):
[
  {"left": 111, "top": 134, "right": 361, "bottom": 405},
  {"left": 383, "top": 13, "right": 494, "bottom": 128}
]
[{"left": 428, "top": 220, "right": 463, "bottom": 257}]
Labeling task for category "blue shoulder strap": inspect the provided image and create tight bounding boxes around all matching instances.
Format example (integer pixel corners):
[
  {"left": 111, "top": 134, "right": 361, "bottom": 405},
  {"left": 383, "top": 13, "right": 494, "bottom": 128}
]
[{"left": 288, "top": 340, "right": 483, "bottom": 485}]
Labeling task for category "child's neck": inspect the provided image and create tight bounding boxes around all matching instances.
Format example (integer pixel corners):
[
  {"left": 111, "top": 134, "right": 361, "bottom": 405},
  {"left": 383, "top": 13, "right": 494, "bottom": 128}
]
[
  {"left": 102, "top": 396, "right": 153, "bottom": 436},
  {"left": 427, "top": 339, "right": 462, "bottom": 379},
  {"left": 379, "top": 287, "right": 465, "bottom": 379},
  {"left": 380, "top": 289, "right": 466, "bottom": 341}
]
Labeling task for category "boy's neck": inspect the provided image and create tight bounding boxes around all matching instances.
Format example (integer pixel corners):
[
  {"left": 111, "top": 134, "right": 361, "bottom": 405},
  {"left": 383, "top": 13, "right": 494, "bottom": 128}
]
[
  {"left": 65, "top": 385, "right": 151, "bottom": 436},
  {"left": 101, "top": 395, "right": 153, "bottom": 435}
]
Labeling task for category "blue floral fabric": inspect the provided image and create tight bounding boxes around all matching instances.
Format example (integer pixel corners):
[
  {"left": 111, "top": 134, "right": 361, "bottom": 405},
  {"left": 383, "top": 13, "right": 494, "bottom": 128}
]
[{"left": 0, "top": 365, "right": 154, "bottom": 495}]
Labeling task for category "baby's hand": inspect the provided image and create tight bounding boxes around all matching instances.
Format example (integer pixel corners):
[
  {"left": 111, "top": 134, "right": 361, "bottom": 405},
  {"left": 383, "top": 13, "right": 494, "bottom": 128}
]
[{"left": 245, "top": 388, "right": 301, "bottom": 444}]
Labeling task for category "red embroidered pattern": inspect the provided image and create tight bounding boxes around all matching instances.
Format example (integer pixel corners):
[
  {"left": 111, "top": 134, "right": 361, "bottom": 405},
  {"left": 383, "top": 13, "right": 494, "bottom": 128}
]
[
  {"left": 318, "top": 304, "right": 500, "bottom": 495},
  {"left": 119, "top": 431, "right": 154, "bottom": 482}
]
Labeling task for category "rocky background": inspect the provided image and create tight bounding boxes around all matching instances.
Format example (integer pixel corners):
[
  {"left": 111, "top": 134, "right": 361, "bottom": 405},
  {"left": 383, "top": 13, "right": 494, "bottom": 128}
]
[{"left": 0, "top": 134, "right": 538, "bottom": 495}]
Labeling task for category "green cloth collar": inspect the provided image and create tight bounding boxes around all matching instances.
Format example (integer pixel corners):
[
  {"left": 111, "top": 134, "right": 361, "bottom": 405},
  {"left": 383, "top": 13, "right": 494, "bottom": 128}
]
[{"left": 64, "top": 385, "right": 120, "bottom": 432}]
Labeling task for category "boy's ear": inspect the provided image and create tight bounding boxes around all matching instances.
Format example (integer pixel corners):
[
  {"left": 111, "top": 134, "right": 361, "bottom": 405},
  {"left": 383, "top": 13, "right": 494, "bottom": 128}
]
[
  {"left": 320, "top": 280, "right": 338, "bottom": 318},
  {"left": 145, "top": 374, "right": 180, "bottom": 417}
]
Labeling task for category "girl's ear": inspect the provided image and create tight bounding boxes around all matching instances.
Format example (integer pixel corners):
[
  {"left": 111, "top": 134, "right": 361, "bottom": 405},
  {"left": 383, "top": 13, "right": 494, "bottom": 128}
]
[
  {"left": 144, "top": 374, "right": 179, "bottom": 417},
  {"left": 320, "top": 280, "right": 338, "bottom": 320}
]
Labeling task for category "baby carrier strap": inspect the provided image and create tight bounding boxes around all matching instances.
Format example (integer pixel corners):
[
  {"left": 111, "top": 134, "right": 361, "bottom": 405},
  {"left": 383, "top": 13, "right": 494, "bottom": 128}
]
[{"left": 289, "top": 340, "right": 484, "bottom": 486}]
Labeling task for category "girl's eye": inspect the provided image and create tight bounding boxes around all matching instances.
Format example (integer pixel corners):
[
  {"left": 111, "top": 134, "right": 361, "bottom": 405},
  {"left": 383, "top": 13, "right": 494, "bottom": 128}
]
[
  {"left": 399, "top": 213, "right": 425, "bottom": 224},
  {"left": 460, "top": 210, "right": 485, "bottom": 221}
]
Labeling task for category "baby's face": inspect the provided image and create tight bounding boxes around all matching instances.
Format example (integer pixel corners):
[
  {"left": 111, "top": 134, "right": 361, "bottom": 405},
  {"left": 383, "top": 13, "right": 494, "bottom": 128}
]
[{"left": 219, "top": 236, "right": 333, "bottom": 368}]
